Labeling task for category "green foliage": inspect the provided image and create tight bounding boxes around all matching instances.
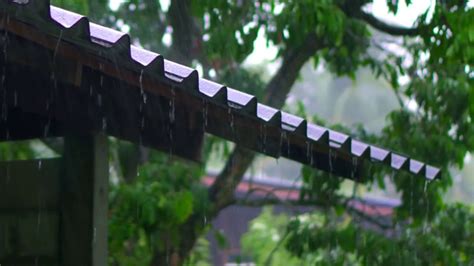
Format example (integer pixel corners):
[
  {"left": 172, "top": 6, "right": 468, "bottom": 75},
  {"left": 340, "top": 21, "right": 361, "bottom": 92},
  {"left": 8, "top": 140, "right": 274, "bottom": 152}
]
[
  {"left": 285, "top": 204, "right": 474, "bottom": 265},
  {"left": 108, "top": 150, "right": 207, "bottom": 265},
  {"left": 192, "top": 0, "right": 261, "bottom": 63},
  {"left": 241, "top": 207, "right": 303, "bottom": 266},
  {"left": 183, "top": 237, "right": 212, "bottom": 266},
  {"left": 51, "top": 0, "right": 89, "bottom": 14},
  {"left": 0, "top": 140, "right": 57, "bottom": 160}
]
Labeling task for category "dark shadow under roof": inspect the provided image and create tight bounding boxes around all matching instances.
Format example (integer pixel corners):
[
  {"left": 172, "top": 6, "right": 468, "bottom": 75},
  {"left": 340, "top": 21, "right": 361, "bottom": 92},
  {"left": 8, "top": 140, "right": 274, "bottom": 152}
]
[{"left": 0, "top": 1, "right": 440, "bottom": 180}]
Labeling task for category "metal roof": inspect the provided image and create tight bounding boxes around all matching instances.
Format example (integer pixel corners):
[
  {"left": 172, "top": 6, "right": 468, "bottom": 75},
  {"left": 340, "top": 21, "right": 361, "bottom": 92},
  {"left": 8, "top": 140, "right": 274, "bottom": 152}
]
[{"left": 0, "top": 0, "right": 440, "bottom": 180}]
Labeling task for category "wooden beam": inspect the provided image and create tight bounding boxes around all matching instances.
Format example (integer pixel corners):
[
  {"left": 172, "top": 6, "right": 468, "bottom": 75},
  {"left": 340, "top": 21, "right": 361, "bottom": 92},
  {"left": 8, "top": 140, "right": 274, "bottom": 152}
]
[{"left": 60, "top": 133, "right": 108, "bottom": 266}]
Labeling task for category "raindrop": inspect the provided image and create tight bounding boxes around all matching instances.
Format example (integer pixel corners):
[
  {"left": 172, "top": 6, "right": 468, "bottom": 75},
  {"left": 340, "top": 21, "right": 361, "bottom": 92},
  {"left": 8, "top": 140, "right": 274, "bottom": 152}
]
[
  {"left": 97, "top": 94, "right": 102, "bottom": 107},
  {"left": 352, "top": 156, "right": 358, "bottom": 166},
  {"left": 228, "top": 108, "right": 234, "bottom": 133},
  {"left": 13, "top": 90, "right": 17, "bottom": 106},
  {"left": 5, "top": 164, "right": 10, "bottom": 184},
  {"left": 52, "top": 30, "right": 63, "bottom": 63},
  {"left": 424, "top": 192, "right": 430, "bottom": 234},
  {"left": 410, "top": 175, "right": 414, "bottom": 216},
  {"left": 168, "top": 88, "right": 175, "bottom": 157},
  {"left": 202, "top": 100, "right": 208, "bottom": 129},
  {"left": 93, "top": 227, "right": 97, "bottom": 244},
  {"left": 138, "top": 70, "right": 147, "bottom": 143},
  {"left": 261, "top": 124, "right": 267, "bottom": 153},
  {"left": 351, "top": 157, "right": 358, "bottom": 179},
  {"left": 139, "top": 70, "right": 144, "bottom": 90},
  {"left": 282, "top": 131, "right": 290, "bottom": 156},
  {"left": 38, "top": 160, "right": 42, "bottom": 170},
  {"left": 169, "top": 88, "right": 175, "bottom": 123},
  {"left": 1, "top": 101, "right": 7, "bottom": 121},
  {"left": 306, "top": 141, "right": 311, "bottom": 163},
  {"left": 139, "top": 69, "right": 147, "bottom": 104},
  {"left": 43, "top": 121, "right": 50, "bottom": 138},
  {"left": 36, "top": 209, "right": 41, "bottom": 234},
  {"left": 102, "top": 117, "right": 107, "bottom": 131},
  {"left": 279, "top": 131, "right": 285, "bottom": 152},
  {"left": 1, "top": 25, "right": 8, "bottom": 123},
  {"left": 328, "top": 149, "right": 333, "bottom": 173},
  {"left": 96, "top": 63, "right": 106, "bottom": 133}
]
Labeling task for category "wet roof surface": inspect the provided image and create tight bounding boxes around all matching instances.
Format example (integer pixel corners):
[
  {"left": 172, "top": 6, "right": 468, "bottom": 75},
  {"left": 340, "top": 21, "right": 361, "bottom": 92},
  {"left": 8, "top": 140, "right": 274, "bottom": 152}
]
[{"left": 0, "top": 0, "right": 440, "bottom": 180}]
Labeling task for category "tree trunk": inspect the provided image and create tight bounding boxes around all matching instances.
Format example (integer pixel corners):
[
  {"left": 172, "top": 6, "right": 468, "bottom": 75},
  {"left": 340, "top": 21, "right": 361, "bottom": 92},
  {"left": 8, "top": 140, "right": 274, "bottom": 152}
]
[
  {"left": 150, "top": 251, "right": 182, "bottom": 266},
  {"left": 149, "top": 214, "right": 204, "bottom": 266},
  {"left": 148, "top": 2, "right": 322, "bottom": 265}
]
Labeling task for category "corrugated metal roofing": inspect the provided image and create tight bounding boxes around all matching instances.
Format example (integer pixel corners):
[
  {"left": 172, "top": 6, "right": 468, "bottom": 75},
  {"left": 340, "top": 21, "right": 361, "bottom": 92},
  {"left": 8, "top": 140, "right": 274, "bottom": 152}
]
[{"left": 0, "top": 0, "right": 440, "bottom": 180}]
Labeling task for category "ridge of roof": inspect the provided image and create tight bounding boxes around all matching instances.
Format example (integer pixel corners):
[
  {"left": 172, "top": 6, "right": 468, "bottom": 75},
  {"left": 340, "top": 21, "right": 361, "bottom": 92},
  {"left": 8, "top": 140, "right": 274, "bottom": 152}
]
[{"left": 0, "top": 0, "right": 441, "bottom": 180}]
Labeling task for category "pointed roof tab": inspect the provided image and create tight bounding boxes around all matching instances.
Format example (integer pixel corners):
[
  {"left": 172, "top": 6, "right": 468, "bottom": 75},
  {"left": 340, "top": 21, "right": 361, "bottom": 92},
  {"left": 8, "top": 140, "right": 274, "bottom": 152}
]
[
  {"left": 281, "top": 112, "right": 306, "bottom": 135},
  {"left": 130, "top": 47, "right": 164, "bottom": 76},
  {"left": 370, "top": 146, "right": 390, "bottom": 163},
  {"left": 409, "top": 159, "right": 425, "bottom": 175},
  {"left": 199, "top": 79, "right": 227, "bottom": 103},
  {"left": 50, "top": 6, "right": 90, "bottom": 39},
  {"left": 110, "top": 34, "right": 131, "bottom": 56},
  {"left": 64, "top": 16, "right": 90, "bottom": 39},
  {"left": 351, "top": 140, "right": 370, "bottom": 158},
  {"left": 329, "top": 131, "right": 351, "bottom": 152},
  {"left": 307, "top": 124, "right": 329, "bottom": 144},
  {"left": 391, "top": 153, "right": 409, "bottom": 170},
  {"left": 164, "top": 60, "right": 199, "bottom": 89},
  {"left": 425, "top": 165, "right": 441, "bottom": 180},
  {"left": 257, "top": 104, "right": 281, "bottom": 126},
  {"left": 89, "top": 23, "right": 128, "bottom": 45},
  {"left": 227, "top": 88, "right": 257, "bottom": 115},
  {"left": 131, "top": 46, "right": 160, "bottom": 66},
  {"left": 50, "top": 6, "right": 83, "bottom": 28}
]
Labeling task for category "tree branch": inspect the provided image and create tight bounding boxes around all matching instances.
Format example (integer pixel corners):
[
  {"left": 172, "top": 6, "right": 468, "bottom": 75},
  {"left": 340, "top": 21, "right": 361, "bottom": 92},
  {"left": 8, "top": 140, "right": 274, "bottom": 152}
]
[
  {"left": 167, "top": 0, "right": 202, "bottom": 66},
  {"left": 208, "top": 33, "right": 322, "bottom": 212},
  {"left": 236, "top": 197, "right": 394, "bottom": 230},
  {"left": 358, "top": 11, "right": 420, "bottom": 36}
]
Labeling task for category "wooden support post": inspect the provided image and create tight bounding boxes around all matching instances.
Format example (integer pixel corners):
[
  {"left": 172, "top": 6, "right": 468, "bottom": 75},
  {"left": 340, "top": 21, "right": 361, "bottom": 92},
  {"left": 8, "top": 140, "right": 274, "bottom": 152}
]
[{"left": 61, "top": 133, "right": 108, "bottom": 266}]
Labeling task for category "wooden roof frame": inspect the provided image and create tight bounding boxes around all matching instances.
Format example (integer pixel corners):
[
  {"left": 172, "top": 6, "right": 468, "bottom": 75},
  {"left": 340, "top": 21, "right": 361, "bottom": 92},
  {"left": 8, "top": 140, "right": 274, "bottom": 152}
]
[{"left": 0, "top": 1, "right": 440, "bottom": 180}]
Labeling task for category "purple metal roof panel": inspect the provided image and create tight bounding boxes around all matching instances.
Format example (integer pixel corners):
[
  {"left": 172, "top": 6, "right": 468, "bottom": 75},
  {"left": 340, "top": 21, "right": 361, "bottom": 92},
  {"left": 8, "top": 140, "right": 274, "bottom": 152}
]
[
  {"left": 370, "top": 146, "right": 390, "bottom": 162},
  {"left": 281, "top": 112, "right": 307, "bottom": 135},
  {"left": 256, "top": 103, "right": 280, "bottom": 124},
  {"left": 307, "top": 124, "right": 328, "bottom": 143},
  {"left": 391, "top": 154, "right": 409, "bottom": 170},
  {"left": 409, "top": 159, "right": 425, "bottom": 175},
  {"left": 50, "top": 6, "right": 82, "bottom": 28},
  {"left": 351, "top": 140, "right": 370, "bottom": 158}
]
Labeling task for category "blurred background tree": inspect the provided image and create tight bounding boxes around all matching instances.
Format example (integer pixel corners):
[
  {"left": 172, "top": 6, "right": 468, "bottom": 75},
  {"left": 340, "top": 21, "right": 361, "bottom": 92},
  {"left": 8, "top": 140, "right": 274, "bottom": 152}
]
[{"left": 6, "top": 0, "right": 470, "bottom": 265}]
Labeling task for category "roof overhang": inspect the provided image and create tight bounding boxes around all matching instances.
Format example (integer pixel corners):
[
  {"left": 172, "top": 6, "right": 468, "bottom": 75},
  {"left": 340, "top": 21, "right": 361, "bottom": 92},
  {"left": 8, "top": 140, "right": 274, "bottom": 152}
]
[{"left": 0, "top": 1, "right": 440, "bottom": 180}]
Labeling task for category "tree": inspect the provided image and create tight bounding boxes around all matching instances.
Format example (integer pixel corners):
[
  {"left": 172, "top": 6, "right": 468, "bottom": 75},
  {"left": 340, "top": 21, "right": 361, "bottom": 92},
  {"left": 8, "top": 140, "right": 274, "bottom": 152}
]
[{"left": 39, "top": 0, "right": 474, "bottom": 265}]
